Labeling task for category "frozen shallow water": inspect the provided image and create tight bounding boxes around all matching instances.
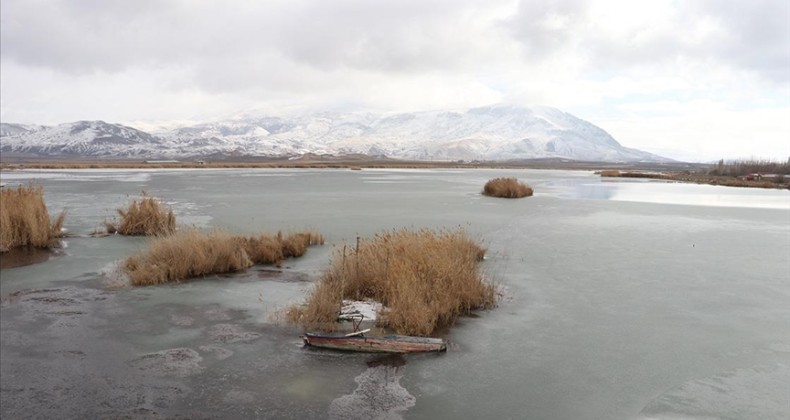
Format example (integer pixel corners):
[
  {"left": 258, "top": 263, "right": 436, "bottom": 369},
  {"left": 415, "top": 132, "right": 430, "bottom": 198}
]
[{"left": 1, "top": 168, "right": 789, "bottom": 419}]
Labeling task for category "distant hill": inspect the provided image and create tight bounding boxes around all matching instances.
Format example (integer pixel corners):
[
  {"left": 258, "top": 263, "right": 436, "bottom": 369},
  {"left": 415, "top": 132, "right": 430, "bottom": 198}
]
[{"left": 0, "top": 105, "right": 668, "bottom": 162}]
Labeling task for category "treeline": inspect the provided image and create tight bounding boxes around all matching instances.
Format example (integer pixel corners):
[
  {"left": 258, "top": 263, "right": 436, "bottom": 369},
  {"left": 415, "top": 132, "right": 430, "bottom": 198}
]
[{"left": 707, "top": 158, "right": 790, "bottom": 177}]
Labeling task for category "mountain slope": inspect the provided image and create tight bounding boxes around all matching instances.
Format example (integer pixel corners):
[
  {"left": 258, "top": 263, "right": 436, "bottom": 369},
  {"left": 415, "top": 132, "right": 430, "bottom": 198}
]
[
  {"left": 0, "top": 106, "right": 667, "bottom": 162},
  {"left": 0, "top": 121, "right": 164, "bottom": 157}
]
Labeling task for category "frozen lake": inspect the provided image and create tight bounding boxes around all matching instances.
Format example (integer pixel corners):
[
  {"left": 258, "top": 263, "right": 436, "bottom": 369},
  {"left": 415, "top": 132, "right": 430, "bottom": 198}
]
[{"left": 1, "top": 168, "right": 789, "bottom": 419}]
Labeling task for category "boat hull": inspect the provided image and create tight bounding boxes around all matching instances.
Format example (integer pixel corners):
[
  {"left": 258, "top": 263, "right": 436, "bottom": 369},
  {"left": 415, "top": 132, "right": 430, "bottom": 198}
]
[{"left": 303, "top": 333, "right": 446, "bottom": 353}]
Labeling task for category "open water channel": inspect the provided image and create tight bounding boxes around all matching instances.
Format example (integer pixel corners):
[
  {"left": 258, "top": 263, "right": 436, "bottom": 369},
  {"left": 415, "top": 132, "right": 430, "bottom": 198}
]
[{"left": 1, "top": 168, "right": 788, "bottom": 419}]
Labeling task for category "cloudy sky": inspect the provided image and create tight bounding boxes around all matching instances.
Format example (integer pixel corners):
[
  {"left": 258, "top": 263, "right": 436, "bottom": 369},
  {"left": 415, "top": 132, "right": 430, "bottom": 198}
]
[{"left": 1, "top": 0, "right": 788, "bottom": 161}]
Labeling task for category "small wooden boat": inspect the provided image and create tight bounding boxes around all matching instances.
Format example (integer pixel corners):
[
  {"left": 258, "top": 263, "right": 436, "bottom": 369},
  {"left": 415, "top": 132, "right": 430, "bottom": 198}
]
[{"left": 303, "top": 330, "right": 446, "bottom": 353}]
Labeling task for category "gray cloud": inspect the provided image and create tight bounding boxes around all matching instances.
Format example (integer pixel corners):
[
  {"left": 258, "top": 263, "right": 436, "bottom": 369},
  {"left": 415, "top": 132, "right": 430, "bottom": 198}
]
[
  {"left": 506, "top": 0, "right": 790, "bottom": 83},
  {"left": 693, "top": 0, "right": 790, "bottom": 83},
  {"left": 0, "top": 0, "right": 491, "bottom": 77}
]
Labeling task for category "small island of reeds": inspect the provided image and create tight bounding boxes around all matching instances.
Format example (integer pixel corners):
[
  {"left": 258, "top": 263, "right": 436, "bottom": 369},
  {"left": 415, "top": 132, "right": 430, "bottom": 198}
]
[
  {"left": 286, "top": 228, "right": 497, "bottom": 336},
  {"left": 0, "top": 184, "right": 66, "bottom": 255},
  {"left": 123, "top": 229, "right": 324, "bottom": 286},
  {"left": 106, "top": 193, "right": 175, "bottom": 236},
  {"left": 482, "top": 177, "right": 534, "bottom": 198}
]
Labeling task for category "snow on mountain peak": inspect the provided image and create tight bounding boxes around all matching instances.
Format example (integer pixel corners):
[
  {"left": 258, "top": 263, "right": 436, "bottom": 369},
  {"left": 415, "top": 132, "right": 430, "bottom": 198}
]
[{"left": 0, "top": 105, "right": 667, "bottom": 162}]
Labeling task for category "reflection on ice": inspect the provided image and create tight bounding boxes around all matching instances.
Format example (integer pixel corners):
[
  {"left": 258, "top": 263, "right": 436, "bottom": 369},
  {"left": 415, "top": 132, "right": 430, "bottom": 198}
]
[
  {"left": 329, "top": 356, "right": 415, "bottom": 420},
  {"left": 572, "top": 180, "right": 790, "bottom": 209},
  {"left": 0, "top": 170, "right": 152, "bottom": 183},
  {"left": 637, "top": 364, "right": 790, "bottom": 420}
]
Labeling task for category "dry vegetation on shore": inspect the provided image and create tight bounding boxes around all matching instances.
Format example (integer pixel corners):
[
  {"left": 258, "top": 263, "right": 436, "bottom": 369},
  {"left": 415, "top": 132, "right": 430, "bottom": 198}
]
[
  {"left": 107, "top": 194, "right": 176, "bottom": 236},
  {"left": 600, "top": 169, "right": 789, "bottom": 189},
  {"left": 123, "top": 229, "right": 324, "bottom": 286},
  {"left": 286, "top": 228, "right": 496, "bottom": 336},
  {"left": 0, "top": 185, "right": 66, "bottom": 252},
  {"left": 482, "top": 177, "right": 534, "bottom": 198}
]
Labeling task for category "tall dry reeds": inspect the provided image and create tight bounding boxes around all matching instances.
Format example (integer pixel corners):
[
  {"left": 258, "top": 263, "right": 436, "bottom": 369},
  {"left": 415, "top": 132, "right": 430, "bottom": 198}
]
[
  {"left": 108, "top": 193, "right": 176, "bottom": 236},
  {"left": 0, "top": 185, "right": 65, "bottom": 252},
  {"left": 482, "top": 177, "right": 533, "bottom": 198},
  {"left": 123, "top": 229, "right": 324, "bottom": 286},
  {"left": 287, "top": 228, "right": 496, "bottom": 336}
]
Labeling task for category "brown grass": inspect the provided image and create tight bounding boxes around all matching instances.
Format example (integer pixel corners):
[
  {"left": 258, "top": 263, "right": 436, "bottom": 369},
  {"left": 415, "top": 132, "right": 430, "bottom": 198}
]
[
  {"left": 108, "top": 193, "right": 176, "bottom": 236},
  {"left": 600, "top": 170, "right": 788, "bottom": 189},
  {"left": 287, "top": 228, "right": 496, "bottom": 336},
  {"left": 482, "top": 177, "right": 533, "bottom": 198},
  {"left": 0, "top": 184, "right": 66, "bottom": 252},
  {"left": 123, "top": 229, "right": 324, "bottom": 286},
  {"left": 600, "top": 170, "right": 670, "bottom": 180}
]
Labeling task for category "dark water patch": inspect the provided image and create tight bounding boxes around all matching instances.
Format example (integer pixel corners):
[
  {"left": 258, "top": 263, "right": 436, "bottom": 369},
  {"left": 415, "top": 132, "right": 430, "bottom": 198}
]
[
  {"left": 54, "top": 349, "right": 87, "bottom": 358},
  {"left": 0, "top": 247, "right": 53, "bottom": 269},
  {"left": 367, "top": 353, "right": 407, "bottom": 368},
  {"left": 257, "top": 268, "right": 283, "bottom": 279}
]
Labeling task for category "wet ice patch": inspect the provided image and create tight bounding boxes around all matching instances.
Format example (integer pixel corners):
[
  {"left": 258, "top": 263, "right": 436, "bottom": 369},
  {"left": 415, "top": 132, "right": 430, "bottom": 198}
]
[
  {"left": 204, "top": 307, "right": 233, "bottom": 321},
  {"left": 329, "top": 362, "right": 416, "bottom": 420},
  {"left": 170, "top": 314, "right": 194, "bottom": 327},
  {"left": 199, "top": 345, "right": 234, "bottom": 360},
  {"left": 2, "top": 287, "right": 111, "bottom": 326},
  {"left": 130, "top": 348, "right": 204, "bottom": 377},
  {"left": 206, "top": 323, "right": 261, "bottom": 344},
  {"left": 223, "top": 389, "right": 256, "bottom": 404},
  {"left": 637, "top": 363, "right": 790, "bottom": 420}
]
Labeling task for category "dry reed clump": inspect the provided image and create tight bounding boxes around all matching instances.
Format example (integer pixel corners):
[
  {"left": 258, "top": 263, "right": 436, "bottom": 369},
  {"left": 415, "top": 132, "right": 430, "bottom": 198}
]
[
  {"left": 0, "top": 184, "right": 66, "bottom": 252},
  {"left": 108, "top": 193, "right": 176, "bottom": 236},
  {"left": 287, "top": 228, "right": 496, "bottom": 336},
  {"left": 123, "top": 229, "right": 324, "bottom": 286},
  {"left": 599, "top": 170, "right": 621, "bottom": 177},
  {"left": 242, "top": 231, "right": 324, "bottom": 265},
  {"left": 482, "top": 177, "right": 533, "bottom": 198}
]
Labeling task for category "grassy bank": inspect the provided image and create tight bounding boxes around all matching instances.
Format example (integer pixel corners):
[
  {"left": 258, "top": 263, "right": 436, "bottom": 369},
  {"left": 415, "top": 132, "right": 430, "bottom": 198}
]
[
  {"left": 107, "top": 194, "right": 176, "bottom": 236},
  {"left": 287, "top": 228, "right": 496, "bottom": 336},
  {"left": 482, "top": 177, "right": 534, "bottom": 198},
  {"left": 0, "top": 185, "right": 65, "bottom": 253},
  {"left": 123, "top": 229, "right": 323, "bottom": 286},
  {"left": 600, "top": 170, "right": 788, "bottom": 189}
]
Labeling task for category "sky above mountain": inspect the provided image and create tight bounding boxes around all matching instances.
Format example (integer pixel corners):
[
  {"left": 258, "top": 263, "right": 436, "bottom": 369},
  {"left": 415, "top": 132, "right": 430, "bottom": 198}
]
[{"left": 1, "top": 0, "right": 788, "bottom": 162}]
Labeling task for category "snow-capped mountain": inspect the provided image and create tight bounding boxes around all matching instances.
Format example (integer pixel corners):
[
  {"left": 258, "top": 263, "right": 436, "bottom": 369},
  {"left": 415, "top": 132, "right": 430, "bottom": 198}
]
[
  {"left": 0, "top": 120, "right": 163, "bottom": 157},
  {"left": 0, "top": 105, "right": 666, "bottom": 162},
  {"left": 0, "top": 123, "right": 44, "bottom": 137}
]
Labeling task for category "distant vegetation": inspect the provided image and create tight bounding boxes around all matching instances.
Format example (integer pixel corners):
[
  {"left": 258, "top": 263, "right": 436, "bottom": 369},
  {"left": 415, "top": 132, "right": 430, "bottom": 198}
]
[
  {"left": 106, "top": 193, "right": 175, "bottom": 236},
  {"left": 707, "top": 159, "right": 789, "bottom": 177},
  {"left": 482, "top": 177, "right": 534, "bottom": 198},
  {"left": 286, "top": 228, "right": 497, "bottom": 336},
  {"left": 599, "top": 170, "right": 669, "bottom": 179},
  {"left": 123, "top": 229, "right": 323, "bottom": 286},
  {"left": 0, "top": 185, "right": 65, "bottom": 253},
  {"left": 601, "top": 159, "right": 790, "bottom": 189}
]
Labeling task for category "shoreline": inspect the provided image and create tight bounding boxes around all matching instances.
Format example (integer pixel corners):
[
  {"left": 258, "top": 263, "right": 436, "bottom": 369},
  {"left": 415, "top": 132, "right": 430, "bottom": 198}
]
[
  {"left": 2, "top": 158, "right": 787, "bottom": 190},
  {"left": 600, "top": 170, "right": 789, "bottom": 190},
  {"left": 0, "top": 157, "right": 704, "bottom": 171}
]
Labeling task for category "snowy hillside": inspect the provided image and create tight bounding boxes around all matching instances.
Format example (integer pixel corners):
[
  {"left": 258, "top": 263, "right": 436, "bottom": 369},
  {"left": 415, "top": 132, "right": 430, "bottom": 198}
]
[
  {"left": 0, "top": 121, "right": 163, "bottom": 157},
  {"left": 0, "top": 105, "right": 666, "bottom": 162}
]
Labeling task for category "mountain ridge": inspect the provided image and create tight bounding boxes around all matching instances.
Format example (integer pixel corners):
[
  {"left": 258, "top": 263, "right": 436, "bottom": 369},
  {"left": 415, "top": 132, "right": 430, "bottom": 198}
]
[{"left": 0, "top": 105, "right": 668, "bottom": 162}]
